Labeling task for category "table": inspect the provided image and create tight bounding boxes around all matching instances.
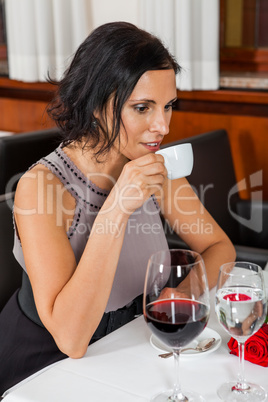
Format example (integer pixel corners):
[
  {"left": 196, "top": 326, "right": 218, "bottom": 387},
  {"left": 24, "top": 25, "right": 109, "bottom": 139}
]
[{"left": 2, "top": 289, "right": 268, "bottom": 401}]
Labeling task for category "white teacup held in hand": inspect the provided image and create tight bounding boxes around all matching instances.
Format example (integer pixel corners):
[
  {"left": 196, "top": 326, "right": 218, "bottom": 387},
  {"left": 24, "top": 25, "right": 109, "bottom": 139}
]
[{"left": 156, "top": 143, "right": 194, "bottom": 180}]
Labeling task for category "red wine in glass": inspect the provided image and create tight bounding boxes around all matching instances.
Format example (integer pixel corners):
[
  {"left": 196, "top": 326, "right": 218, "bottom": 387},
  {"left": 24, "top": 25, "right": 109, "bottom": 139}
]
[
  {"left": 143, "top": 249, "right": 210, "bottom": 402},
  {"left": 145, "top": 299, "right": 209, "bottom": 350}
]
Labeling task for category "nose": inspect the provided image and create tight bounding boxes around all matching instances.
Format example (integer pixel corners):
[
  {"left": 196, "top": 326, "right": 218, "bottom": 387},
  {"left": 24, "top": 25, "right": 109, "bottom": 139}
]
[{"left": 149, "top": 110, "right": 169, "bottom": 136}]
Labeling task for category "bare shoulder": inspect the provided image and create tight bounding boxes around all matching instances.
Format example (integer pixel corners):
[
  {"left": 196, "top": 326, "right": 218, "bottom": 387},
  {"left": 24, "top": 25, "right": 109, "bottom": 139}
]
[
  {"left": 14, "top": 163, "right": 75, "bottom": 225},
  {"left": 15, "top": 163, "right": 61, "bottom": 207}
]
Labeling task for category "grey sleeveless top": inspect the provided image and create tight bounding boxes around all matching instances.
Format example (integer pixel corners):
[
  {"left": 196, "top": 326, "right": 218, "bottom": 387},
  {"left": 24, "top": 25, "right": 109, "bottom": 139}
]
[{"left": 13, "top": 145, "right": 169, "bottom": 312}]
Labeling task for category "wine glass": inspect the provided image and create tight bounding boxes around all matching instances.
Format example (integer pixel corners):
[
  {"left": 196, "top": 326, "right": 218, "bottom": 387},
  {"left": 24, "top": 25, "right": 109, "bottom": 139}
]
[
  {"left": 143, "top": 249, "right": 210, "bottom": 402},
  {"left": 215, "top": 261, "right": 267, "bottom": 401}
]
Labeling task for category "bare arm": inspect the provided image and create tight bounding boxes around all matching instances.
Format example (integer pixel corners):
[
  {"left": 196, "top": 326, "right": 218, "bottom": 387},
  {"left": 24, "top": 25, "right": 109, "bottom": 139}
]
[
  {"left": 14, "top": 154, "right": 166, "bottom": 358},
  {"left": 159, "top": 177, "right": 236, "bottom": 289}
]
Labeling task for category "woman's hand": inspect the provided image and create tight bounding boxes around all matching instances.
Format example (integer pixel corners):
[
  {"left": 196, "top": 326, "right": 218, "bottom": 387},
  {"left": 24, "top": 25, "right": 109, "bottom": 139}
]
[
  {"left": 107, "top": 153, "right": 167, "bottom": 215},
  {"left": 158, "top": 287, "right": 191, "bottom": 301},
  {"left": 241, "top": 301, "right": 265, "bottom": 336},
  {"left": 160, "top": 177, "right": 236, "bottom": 290}
]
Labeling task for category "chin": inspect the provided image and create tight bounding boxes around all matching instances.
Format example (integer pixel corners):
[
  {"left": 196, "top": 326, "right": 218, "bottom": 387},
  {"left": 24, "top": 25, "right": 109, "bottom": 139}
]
[
  {"left": 120, "top": 151, "right": 141, "bottom": 161},
  {"left": 120, "top": 144, "right": 150, "bottom": 161}
]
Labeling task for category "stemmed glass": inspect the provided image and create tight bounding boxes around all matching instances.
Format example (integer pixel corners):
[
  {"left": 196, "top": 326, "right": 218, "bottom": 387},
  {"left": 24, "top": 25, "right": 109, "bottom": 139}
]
[
  {"left": 143, "top": 249, "right": 210, "bottom": 402},
  {"left": 215, "top": 261, "right": 267, "bottom": 401}
]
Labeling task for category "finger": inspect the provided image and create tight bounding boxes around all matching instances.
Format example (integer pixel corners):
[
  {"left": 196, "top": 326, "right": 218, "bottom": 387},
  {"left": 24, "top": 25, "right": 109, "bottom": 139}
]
[
  {"left": 242, "top": 313, "right": 259, "bottom": 335},
  {"left": 139, "top": 162, "right": 167, "bottom": 178},
  {"left": 122, "top": 161, "right": 167, "bottom": 187},
  {"left": 133, "top": 153, "right": 165, "bottom": 167},
  {"left": 253, "top": 301, "right": 264, "bottom": 317},
  {"left": 145, "top": 173, "right": 166, "bottom": 186}
]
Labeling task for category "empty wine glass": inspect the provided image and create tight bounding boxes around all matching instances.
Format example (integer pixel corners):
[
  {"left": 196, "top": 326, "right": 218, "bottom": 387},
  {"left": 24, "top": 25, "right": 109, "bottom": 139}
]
[
  {"left": 215, "top": 261, "right": 267, "bottom": 401},
  {"left": 143, "top": 249, "right": 210, "bottom": 402}
]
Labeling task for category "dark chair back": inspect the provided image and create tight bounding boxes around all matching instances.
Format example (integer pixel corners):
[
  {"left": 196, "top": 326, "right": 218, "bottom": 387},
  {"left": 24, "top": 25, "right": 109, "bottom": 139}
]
[
  {"left": 162, "top": 129, "right": 241, "bottom": 244},
  {"left": 0, "top": 128, "right": 61, "bottom": 194},
  {"left": 0, "top": 193, "right": 22, "bottom": 311}
]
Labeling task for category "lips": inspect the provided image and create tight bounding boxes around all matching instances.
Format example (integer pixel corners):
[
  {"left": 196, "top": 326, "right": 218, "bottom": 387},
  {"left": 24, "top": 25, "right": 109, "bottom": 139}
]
[{"left": 141, "top": 142, "right": 161, "bottom": 152}]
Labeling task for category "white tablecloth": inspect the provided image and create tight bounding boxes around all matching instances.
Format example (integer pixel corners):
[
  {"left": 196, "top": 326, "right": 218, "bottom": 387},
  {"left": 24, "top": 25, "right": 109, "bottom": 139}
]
[{"left": 2, "top": 288, "right": 268, "bottom": 401}]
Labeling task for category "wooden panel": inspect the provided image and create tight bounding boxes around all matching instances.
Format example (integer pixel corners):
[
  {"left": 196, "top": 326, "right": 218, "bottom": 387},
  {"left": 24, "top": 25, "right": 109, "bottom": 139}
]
[
  {"left": 242, "top": 0, "right": 256, "bottom": 47},
  {"left": 258, "top": 0, "right": 268, "bottom": 47},
  {"left": 220, "top": 0, "right": 268, "bottom": 72},
  {"left": 0, "top": 77, "right": 55, "bottom": 101},
  {"left": 0, "top": 79, "right": 267, "bottom": 202},
  {"left": 220, "top": 47, "right": 268, "bottom": 72},
  {"left": 0, "top": 78, "right": 56, "bottom": 132},
  {"left": 225, "top": 0, "right": 243, "bottom": 47},
  {"left": 166, "top": 110, "right": 268, "bottom": 200},
  {"left": 177, "top": 89, "right": 268, "bottom": 106},
  {"left": 0, "top": 98, "right": 55, "bottom": 133}
]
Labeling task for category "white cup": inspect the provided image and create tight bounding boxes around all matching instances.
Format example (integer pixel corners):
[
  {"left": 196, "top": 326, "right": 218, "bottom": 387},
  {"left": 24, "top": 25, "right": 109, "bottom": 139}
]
[{"left": 156, "top": 143, "right": 194, "bottom": 180}]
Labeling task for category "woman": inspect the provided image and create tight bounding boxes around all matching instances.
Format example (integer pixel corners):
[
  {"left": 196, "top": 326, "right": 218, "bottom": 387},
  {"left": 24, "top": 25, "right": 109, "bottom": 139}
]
[{"left": 0, "top": 22, "right": 235, "bottom": 394}]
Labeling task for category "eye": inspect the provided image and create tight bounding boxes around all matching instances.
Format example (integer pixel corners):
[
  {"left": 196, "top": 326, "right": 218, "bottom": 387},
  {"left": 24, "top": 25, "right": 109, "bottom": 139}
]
[
  {"left": 165, "top": 100, "right": 177, "bottom": 111},
  {"left": 134, "top": 104, "right": 149, "bottom": 113},
  {"left": 164, "top": 104, "right": 173, "bottom": 111}
]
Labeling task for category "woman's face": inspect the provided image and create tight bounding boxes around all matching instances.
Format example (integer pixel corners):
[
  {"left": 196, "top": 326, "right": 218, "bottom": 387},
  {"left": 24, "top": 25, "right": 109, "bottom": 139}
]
[{"left": 117, "top": 69, "right": 177, "bottom": 160}]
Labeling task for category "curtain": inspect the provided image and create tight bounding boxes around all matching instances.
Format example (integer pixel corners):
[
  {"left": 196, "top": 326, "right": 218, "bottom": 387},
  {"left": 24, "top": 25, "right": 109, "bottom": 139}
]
[
  {"left": 5, "top": 0, "right": 92, "bottom": 82},
  {"left": 5, "top": 0, "right": 219, "bottom": 87},
  {"left": 139, "top": 0, "right": 220, "bottom": 90}
]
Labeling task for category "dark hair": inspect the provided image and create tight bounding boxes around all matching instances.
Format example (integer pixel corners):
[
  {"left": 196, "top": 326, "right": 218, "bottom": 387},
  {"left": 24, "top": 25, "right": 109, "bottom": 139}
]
[{"left": 47, "top": 21, "right": 181, "bottom": 158}]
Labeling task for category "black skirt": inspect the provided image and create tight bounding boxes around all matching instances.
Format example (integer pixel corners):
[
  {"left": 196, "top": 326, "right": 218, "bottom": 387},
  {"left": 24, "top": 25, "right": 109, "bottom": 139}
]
[{"left": 0, "top": 291, "right": 67, "bottom": 396}]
